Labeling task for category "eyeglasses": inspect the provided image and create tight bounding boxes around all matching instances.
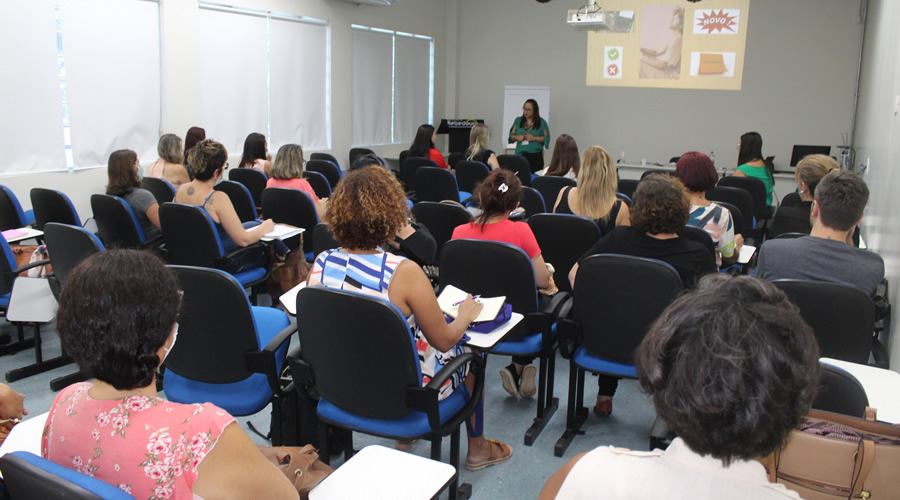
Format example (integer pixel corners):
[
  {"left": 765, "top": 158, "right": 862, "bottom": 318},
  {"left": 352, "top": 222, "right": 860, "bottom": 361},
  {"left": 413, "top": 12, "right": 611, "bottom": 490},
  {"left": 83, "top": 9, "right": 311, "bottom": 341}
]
[{"left": 522, "top": 107, "right": 533, "bottom": 112}]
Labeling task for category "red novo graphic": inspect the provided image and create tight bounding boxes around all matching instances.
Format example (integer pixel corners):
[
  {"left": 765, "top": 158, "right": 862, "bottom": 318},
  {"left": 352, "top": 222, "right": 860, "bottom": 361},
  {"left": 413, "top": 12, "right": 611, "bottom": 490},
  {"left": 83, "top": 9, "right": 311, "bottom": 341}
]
[{"left": 697, "top": 9, "right": 737, "bottom": 34}]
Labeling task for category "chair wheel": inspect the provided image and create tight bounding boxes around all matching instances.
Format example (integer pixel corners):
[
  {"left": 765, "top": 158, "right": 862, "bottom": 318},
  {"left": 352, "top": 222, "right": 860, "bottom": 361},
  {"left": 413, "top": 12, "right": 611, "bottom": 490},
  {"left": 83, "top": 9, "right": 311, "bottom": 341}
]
[{"left": 454, "top": 482, "right": 472, "bottom": 500}]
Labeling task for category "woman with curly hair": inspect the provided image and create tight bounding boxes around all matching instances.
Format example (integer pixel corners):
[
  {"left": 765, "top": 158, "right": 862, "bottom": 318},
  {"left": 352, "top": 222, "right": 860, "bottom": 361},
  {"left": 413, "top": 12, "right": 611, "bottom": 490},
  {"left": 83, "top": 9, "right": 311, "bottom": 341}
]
[
  {"left": 307, "top": 166, "right": 512, "bottom": 471},
  {"left": 568, "top": 174, "right": 716, "bottom": 417}
]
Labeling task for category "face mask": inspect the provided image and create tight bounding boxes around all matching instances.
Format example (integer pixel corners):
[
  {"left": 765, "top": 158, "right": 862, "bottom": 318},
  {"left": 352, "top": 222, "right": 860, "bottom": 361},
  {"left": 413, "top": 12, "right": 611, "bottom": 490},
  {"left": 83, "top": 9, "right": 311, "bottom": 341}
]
[{"left": 162, "top": 323, "right": 179, "bottom": 361}]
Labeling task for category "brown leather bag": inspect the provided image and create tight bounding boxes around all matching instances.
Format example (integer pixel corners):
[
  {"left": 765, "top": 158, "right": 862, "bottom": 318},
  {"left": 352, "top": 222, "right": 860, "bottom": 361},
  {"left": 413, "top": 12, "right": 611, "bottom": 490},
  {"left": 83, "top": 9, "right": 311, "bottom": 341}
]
[
  {"left": 258, "top": 444, "right": 334, "bottom": 499},
  {"left": 267, "top": 237, "right": 310, "bottom": 298},
  {"left": 762, "top": 409, "right": 900, "bottom": 499}
]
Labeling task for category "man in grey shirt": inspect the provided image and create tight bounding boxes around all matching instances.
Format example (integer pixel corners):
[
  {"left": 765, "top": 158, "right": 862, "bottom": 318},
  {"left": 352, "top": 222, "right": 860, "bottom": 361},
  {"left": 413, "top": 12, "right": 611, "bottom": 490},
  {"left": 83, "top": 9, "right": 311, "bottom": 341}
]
[{"left": 756, "top": 170, "right": 884, "bottom": 296}]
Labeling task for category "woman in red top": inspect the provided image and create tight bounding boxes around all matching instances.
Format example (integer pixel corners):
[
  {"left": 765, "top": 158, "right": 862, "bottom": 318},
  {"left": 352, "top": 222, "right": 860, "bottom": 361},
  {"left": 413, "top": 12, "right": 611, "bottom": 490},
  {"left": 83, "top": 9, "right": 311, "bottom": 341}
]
[{"left": 408, "top": 124, "right": 448, "bottom": 169}]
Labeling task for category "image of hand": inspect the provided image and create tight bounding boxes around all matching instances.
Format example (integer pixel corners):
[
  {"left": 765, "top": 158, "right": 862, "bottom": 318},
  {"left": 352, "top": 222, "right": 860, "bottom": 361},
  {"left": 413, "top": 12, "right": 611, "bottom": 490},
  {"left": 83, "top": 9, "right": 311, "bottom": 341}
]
[
  {"left": 0, "top": 383, "right": 27, "bottom": 420},
  {"left": 457, "top": 294, "right": 484, "bottom": 324}
]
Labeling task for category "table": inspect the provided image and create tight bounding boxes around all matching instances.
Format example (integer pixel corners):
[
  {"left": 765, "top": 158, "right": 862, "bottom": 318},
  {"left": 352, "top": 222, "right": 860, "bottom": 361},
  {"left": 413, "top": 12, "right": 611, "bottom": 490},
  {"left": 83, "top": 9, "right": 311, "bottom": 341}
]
[
  {"left": 309, "top": 445, "right": 455, "bottom": 500},
  {"left": 463, "top": 313, "right": 522, "bottom": 349},
  {"left": 1, "top": 227, "right": 43, "bottom": 244},
  {"left": 820, "top": 357, "right": 900, "bottom": 423},
  {"left": 0, "top": 412, "right": 48, "bottom": 479}
]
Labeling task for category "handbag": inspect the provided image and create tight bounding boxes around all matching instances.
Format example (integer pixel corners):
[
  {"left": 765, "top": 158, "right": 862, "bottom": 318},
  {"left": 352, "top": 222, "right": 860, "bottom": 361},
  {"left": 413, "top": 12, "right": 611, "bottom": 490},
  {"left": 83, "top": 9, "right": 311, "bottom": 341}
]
[
  {"left": 258, "top": 444, "right": 334, "bottom": 500},
  {"left": 267, "top": 235, "right": 310, "bottom": 298},
  {"left": 762, "top": 408, "right": 900, "bottom": 499}
]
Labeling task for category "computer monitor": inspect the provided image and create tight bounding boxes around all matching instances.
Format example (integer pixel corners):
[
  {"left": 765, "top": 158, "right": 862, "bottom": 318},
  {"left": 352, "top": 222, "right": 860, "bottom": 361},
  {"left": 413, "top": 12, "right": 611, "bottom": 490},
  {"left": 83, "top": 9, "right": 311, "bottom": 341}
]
[{"left": 790, "top": 145, "right": 831, "bottom": 166}]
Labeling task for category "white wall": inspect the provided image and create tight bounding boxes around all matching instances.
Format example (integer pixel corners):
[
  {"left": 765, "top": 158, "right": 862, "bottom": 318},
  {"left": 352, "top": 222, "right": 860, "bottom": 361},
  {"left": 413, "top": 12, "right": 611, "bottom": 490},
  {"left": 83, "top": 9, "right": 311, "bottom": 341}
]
[{"left": 852, "top": 0, "right": 900, "bottom": 367}]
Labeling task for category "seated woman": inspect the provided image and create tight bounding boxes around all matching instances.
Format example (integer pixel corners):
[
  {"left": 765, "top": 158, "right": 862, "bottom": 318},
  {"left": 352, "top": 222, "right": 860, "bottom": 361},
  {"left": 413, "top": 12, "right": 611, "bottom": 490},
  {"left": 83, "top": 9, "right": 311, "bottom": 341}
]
[
  {"left": 238, "top": 132, "right": 272, "bottom": 176},
  {"left": 106, "top": 149, "right": 163, "bottom": 246},
  {"left": 734, "top": 131, "right": 775, "bottom": 209},
  {"left": 451, "top": 169, "right": 552, "bottom": 399},
  {"left": 464, "top": 123, "right": 500, "bottom": 170},
  {"left": 771, "top": 154, "right": 837, "bottom": 238},
  {"left": 674, "top": 151, "right": 742, "bottom": 267},
  {"left": 540, "top": 275, "right": 819, "bottom": 499},
  {"left": 266, "top": 144, "right": 328, "bottom": 219},
  {"left": 569, "top": 174, "right": 716, "bottom": 416},
  {"left": 408, "top": 124, "right": 448, "bottom": 169},
  {"left": 540, "top": 134, "right": 580, "bottom": 178},
  {"left": 308, "top": 166, "right": 512, "bottom": 471},
  {"left": 553, "top": 145, "right": 630, "bottom": 235},
  {"left": 174, "top": 139, "right": 274, "bottom": 252},
  {"left": 183, "top": 126, "right": 206, "bottom": 174},
  {"left": 144, "top": 134, "right": 190, "bottom": 187},
  {"left": 43, "top": 250, "right": 299, "bottom": 499}
]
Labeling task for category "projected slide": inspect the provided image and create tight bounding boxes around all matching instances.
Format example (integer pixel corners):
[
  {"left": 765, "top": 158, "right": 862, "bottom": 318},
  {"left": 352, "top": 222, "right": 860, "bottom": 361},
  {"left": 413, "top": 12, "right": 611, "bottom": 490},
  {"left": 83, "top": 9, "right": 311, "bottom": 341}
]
[{"left": 587, "top": 0, "right": 749, "bottom": 90}]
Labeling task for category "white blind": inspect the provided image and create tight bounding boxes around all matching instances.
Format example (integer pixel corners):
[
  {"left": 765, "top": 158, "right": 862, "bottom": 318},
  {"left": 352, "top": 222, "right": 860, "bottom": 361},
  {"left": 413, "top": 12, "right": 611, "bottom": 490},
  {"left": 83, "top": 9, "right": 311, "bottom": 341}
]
[
  {"left": 351, "top": 29, "right": 393, "bottom": 146},
  {"left": 393, "top": 35, "right": 431, "bottom": 144},
  {"left": 270, "top": 18, "right": 329, "bottom": 151},
  {"left": 197, "top": 7, "right": 268, "bottom": 155},
  {"left": 61, "top": 0, "right": 161, "bottom": 168},
  {"left": 0, "top": 0, "right": 67, "bottom": 174}
]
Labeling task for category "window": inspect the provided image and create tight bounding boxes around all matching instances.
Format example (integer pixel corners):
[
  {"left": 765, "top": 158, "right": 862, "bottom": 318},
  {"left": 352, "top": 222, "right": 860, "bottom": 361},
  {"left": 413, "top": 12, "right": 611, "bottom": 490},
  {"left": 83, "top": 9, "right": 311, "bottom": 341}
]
[
  {"left": 198, "top": 3, "right": 330, "bottom": 155},
  {"left": 351, "top": 25, "right": 433, "bottom": 147}
]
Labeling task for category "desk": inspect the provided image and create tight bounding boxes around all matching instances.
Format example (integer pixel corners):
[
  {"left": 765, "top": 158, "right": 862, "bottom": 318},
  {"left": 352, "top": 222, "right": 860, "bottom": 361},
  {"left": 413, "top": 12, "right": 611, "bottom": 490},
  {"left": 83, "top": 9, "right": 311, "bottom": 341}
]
[
  {"left": 0, "top": 412, "right": 48, "bottom": 479},
  {"left": 309, "top": 445, "right": 455, "bottom": 500},
  {"left": 820, "top": 358, "right": 900, "bottom": 423},
  {"left": 1, "top": 227, "right": 43, "bottom": 244},
  {"left": 464, "top": 313, "right": 523, "bottom": 349}
]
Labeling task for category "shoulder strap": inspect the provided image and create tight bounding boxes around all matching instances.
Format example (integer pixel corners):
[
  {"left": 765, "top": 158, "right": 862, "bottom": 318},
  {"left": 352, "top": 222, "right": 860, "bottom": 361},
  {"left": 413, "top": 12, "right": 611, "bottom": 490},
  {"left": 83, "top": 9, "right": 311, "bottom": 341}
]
[{"left": 850, "top": 439, "right": 875, "bottom": 498}]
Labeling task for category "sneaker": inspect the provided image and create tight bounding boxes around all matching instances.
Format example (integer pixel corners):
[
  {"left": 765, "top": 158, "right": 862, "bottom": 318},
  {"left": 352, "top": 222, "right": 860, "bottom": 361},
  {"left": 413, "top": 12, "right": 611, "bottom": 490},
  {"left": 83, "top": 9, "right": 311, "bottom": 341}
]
[
  {"left": 499, "top": 363, "right": 520, "bottom": 397},
  {"left": 518, "top": 364, "right": 537, "bottom": 398}
]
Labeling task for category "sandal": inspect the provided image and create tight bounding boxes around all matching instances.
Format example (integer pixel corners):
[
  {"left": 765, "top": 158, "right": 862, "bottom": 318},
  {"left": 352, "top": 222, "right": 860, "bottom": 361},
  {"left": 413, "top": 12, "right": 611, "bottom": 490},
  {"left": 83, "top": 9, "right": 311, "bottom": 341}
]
[{"left": 465, "top": 439, "right": 513, "bottom": 471}]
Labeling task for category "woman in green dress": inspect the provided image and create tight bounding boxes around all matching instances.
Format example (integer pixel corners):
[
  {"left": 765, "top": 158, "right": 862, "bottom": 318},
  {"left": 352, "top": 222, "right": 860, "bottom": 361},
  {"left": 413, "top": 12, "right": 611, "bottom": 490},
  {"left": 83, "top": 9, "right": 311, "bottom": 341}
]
[
  {"left": 734, "top": 131, "right": 774, "bottom": 208},
  {"left": 508, "top": 99, "right": 550, "bottom": 174}
]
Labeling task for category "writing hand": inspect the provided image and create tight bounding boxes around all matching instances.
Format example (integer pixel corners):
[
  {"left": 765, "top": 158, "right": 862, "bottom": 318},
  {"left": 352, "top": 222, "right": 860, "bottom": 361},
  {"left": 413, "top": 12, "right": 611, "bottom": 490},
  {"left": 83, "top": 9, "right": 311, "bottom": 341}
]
[{"left": 457, "top": 294, "right": 484, "bottom": 324}]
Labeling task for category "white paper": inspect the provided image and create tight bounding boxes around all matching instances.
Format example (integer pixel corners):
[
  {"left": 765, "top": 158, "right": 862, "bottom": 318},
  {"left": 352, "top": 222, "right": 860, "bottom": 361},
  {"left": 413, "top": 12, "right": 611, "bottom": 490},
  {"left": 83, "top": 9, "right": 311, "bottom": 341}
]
[
  {"left": 251, "top": 223, "right": 304, "bottom": 242},
  {"left": 0, "top": 412, "right": 49, "bottom": 478},
  {"left": 737, "top": 244, "right": 756, "bottom": 264},
  {"left": 279, "top": 280, "right": 307, "bottom": 315},
  {"left": 437, "top": 284, "right": 505, "bottom": 323}
]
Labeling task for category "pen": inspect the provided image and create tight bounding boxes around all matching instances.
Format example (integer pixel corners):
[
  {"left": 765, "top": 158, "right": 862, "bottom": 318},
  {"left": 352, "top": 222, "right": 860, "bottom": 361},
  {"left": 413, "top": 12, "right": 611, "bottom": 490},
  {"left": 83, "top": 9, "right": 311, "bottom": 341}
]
[{"left": 452, "top": 295, "right": 479, "bottom": 306}]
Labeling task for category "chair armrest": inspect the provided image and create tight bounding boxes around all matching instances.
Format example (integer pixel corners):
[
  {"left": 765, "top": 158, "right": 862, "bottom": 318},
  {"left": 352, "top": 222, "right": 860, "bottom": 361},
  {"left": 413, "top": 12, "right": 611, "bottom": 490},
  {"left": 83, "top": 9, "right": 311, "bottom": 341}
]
[
  {"left": 557, "top": 318, "right": 582, "bottom": 360},
  {"left": 0, "top": 259, "right": 51, "bottom": 293},
  {"left": 245, "top": 323, "right": 297, "bottom": 393},
  {"left": 13, "top": 258, "right": 51, "bottom": 275},
  {"left": 542, "top": 291, "right": 571, "bottom": 317},
  {"left": 406, "top": 352, "right": 484, "bottom": 432}
]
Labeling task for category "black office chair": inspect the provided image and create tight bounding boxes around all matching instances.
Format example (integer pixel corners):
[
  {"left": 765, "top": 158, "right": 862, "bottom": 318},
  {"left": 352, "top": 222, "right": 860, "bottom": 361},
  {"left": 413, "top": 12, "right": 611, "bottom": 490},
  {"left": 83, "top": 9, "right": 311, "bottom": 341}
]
[
  {"left": 228, "top": 168, "right": 268, "bottom": 211},
  {"left": 311, "top": 223, "right": 340, "bottom": 258},
  {"left": 454, "top": 160, "right": 491, "bottom": 195},
  {"left": 440, "top": 239, "right": 568, "bottom": 445},
  {"left": 349, "top": 147, "right": 376, "bottom": 166},
  {"left": 398, "top": 150, "right": 408, "bottom": 174},
  {"left": 773, "top": 280, "right": 875, "bottom": 364},
  {"left": 158, "top": 203, "right": 268, "bottom": 304},
  {"left": 528, "top": 214, "right": 602, "bottom": 294},
  {"left": 678, "top": 225, "right": 717, "bottom": 264},
  {"left": 707, "top": 186, "right": 756, "bottom": 245},
  {"left": 617, "top": 179, "right": 639, "bottom": 201},
  {"left": 90, "top": 194, "right": 157, "bottom": 249},
  {"left": 30, "top": 188, "right": 82, "bottom": 230},
  {"left": 401, "top": 157, "right": 438, "bottom": 195},
  {"left": 0, "top": 451, "right": 136, "bottom": 500},
  {"left": 309, "top": 152, "right": 341, "bottom": 171},
  {"left": 262, "top": 187, "right": 319, "bottom": 260},
  {"left": 774, "top": 232, "right": 808, "bottom": 240},
  {"left": 532, "top": 176, "right": 577, "bottom": 212},
  {"left": 0, "top": 185, "right": 35, "bottom": 230},
  {"left": 214, "top": 180, "right": 258, "bottom": 223},
  {"left": 141, "top": 177, "right": 176, "bottom": 205},
  {"left": 519, "top": 186, "right": 546, "bottom": 219},
  {"left": 303, "top": 170, "right": 333, "bottom": 199},
  {"left": 415, "top": 167, "right": 471, "bottom": 205},
  {"left": 163, "top": 265, "right": 295, "bottom": 444},
  {"left": 770, "top": 203, "right": 813, "bottom": 239},
  {"left": 411, "top": 201, "right": 472, "bottom": 261},
  {"left": 497, "top": 154, "right": 532, "bottom": 187},
  {"left": 718, "top": 175, "right": 772, "bottom": 235},
  {"left": 306, "top": 159, "right": 342, "bottom": 189},
  {"left": 445, "top": 151, "right": 463, "bottom": 169},
  {"left": 288, "top": 286, "right": 484, "bottom": 499},
  {"left": 780, "top": 191, "right": 802, "bottom": 208},
  {"left": 555, "top": 254, "right": 682, "bottom": 456},
  {"left": 813, "top": 363, "right": 869, "bottom": 418}
]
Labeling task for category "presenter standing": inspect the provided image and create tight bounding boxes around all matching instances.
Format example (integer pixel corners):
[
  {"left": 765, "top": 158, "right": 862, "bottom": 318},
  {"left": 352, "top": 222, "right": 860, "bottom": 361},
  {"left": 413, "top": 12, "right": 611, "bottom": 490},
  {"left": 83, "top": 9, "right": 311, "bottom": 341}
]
[{"left": 509, "top": 99, "right": 550, "bottom": 174}]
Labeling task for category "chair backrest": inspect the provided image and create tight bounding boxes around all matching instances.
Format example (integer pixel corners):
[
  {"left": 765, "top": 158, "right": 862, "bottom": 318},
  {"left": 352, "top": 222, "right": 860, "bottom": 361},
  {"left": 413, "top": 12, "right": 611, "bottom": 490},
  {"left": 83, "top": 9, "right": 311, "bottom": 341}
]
[
  {"left": 617, "top": 179, "right": 639, "bottom": 201},
  {"left": 312, "top": 223, "right": 340, "bottom": 257},
  {"left": 0, "top": 451, "right": 135, "bottom": 500},
  {"left": 496, "top": 154, "right": 532, "bottom": 186},
  {"left": 0, "top": 234, "right": 20, "bottom": 295},
  {"left": 780, "top": 191, "right": 802, "bottom": 208},
  {"left": 813, "top": 363, "right": 869, "bottom": 417},
  {"left": 615, "top": 192, "right": 632, "bottom": 207},
  {"left": 678, "top": 225, "right": 717, "bottom": 263},
  {"left": 520, "top": 186, "right": 546, "bottom": 218},
  {"left": 718, "top": 175, "right": 768, "bottom": 220},
  {"left": 294, "top": 286, "right": 422, "bottom": 419},
  {"left": 774, "top": 231, "right": 808, "bottom": 240},
  {"left": 532, "top": 176, "right": 577, "bottom": 211},
  {"left": 303, "top": 170, "right": 333, "bottom": 199},
  {"left": 528, "top": 214, "right": 602, "bottom": 293},
  {"left": 306, "top": 159, "right": 341, "bottom": 188},
  {"left": 401, "top": 157, "right": 438, "bottom": 194},
  {"left": 712, "top": 200, "right": 744, "bottom": 238},
  {"left": 640, "top": 169, "right": 670, "bottom": 180},
  {"left": 447, "top": 151, "right": 464, "bottom": 169},
  {"left": 0, "top": 185, "right": 29, "bottom": 230},
  {"left": 309, "top": 152, "right": 341, "bottom": 170},
  {"left": 707, "top": 186, "right": 755, "bottom": 231},
  {"left": 43, "top": 223, "right": 105, "bottom": 288},
  {"left": 165, "top": 266, "right": 262, "bottom": 383},
  {"left": 454, "top": 160, "right": 491, "bottom": 194},
  {"left": 228, "top": 168, "right": 268, "bottom": 209},
  {"left": 398, "top": 150, "right": 408, "bottom": 173},
  {"left": 158, "top": 202, "right": 224, "bottom": 267},
  {"left": 349, "top": 147, "right": 376, "bottom": 167},
  {"left": 571, "top": 254, "right": 683, "bottom": 364},
  {"left": 30, "top": 188, "right": 80, "bottom": 230},
  {"left": 90, "top": 194, "right": 145, "bottom": 248},
  {"left": 773, "top": 280, "right": 875, "bottom": 364},
  {"left": 415, "top": 167, "right": 461, "bottom": 203},
  {"left": 141, "top": 177, "right": 176, "bottom": 205},
  {"left": 771, "top": 204, "right": 813, "bottom": 239},
  {"left": 411, "top": 201, "right": 472, "bottom": 259},
  {"left": 261, "top": 188, "right": 318, "bottom": 254},
  {"left": 214, "top": 180, "right": 258, "bottom": 222}
]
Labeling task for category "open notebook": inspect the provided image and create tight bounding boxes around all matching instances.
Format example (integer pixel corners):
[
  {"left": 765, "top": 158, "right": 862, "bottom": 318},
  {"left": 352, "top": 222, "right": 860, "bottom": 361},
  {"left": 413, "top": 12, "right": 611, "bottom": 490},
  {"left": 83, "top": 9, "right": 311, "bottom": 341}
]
[{"left": 437, "top": 285, "right": 506, "bottom": 323}]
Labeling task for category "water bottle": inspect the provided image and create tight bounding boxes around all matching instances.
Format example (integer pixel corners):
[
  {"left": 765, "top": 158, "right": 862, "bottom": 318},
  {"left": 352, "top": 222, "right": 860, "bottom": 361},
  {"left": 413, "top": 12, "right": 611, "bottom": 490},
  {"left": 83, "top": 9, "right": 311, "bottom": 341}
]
[{"left": 709, "top": 151, "right": 715, "bottom": 167}]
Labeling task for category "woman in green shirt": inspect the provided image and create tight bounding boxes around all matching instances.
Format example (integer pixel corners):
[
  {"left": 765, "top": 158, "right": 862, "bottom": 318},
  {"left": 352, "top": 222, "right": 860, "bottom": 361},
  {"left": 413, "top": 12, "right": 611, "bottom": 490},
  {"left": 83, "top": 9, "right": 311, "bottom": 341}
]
[
  {"left": 508, "top": 99, "right": 550, "bottom": 174},
  {"left": 734, "top": 131, "right": 774, "bottom": 207}
]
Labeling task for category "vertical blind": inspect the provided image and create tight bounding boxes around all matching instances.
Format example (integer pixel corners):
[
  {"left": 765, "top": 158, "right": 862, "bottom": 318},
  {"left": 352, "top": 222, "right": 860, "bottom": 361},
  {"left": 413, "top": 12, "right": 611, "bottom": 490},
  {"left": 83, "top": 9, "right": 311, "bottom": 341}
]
[{"left": 393, "top": 34, "right": 432, "bottom": 145}]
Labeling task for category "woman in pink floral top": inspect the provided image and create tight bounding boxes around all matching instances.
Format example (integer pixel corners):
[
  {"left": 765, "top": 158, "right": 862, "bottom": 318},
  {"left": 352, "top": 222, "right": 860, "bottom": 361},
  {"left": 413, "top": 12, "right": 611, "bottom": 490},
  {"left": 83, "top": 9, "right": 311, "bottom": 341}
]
[{"left": 42, "top": 249, "right": 297, "bottom": 500}]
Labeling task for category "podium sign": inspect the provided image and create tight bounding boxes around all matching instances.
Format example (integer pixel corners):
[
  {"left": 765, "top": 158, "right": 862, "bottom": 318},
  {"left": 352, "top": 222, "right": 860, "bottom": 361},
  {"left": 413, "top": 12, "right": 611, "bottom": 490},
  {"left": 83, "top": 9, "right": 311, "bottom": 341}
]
[{"left": 437, "top": 119, "right": 485, "bottom": 153}]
